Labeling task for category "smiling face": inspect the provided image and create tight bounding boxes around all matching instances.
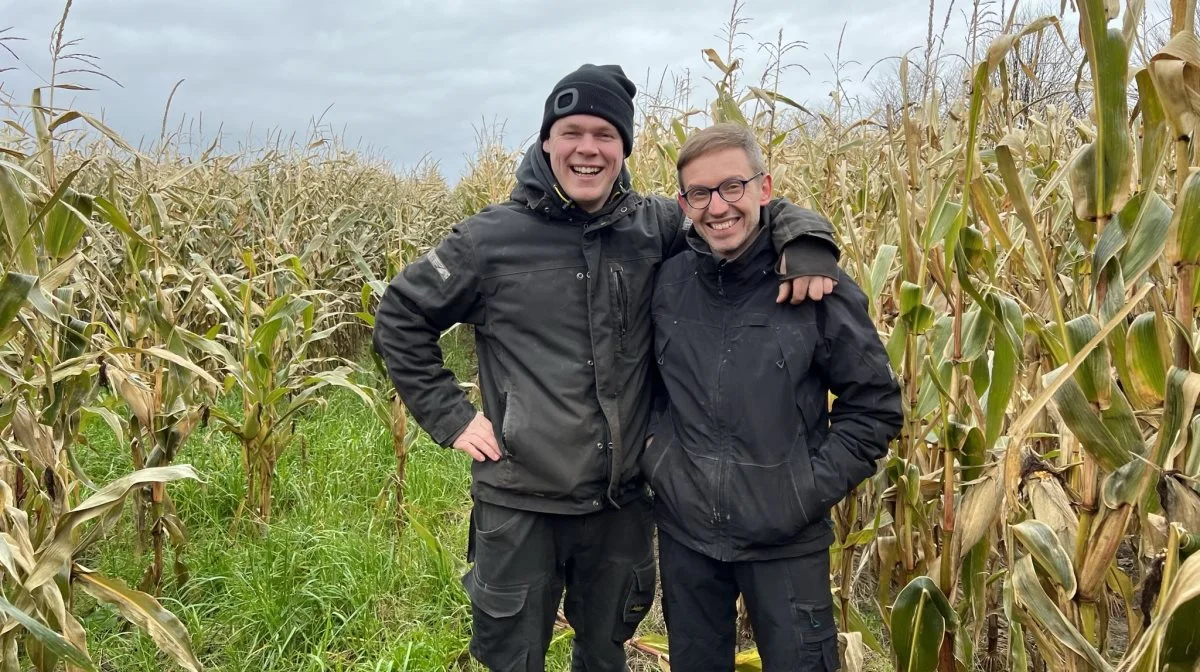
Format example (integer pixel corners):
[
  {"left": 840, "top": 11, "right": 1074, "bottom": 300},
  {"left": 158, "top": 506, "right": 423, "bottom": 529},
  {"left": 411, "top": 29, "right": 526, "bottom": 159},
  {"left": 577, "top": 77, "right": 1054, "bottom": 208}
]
[
  {"left": 677, "top": 146, "right": 773, "bottom": 260},
  {"left": 542, "top": 115, "right": 624, "bottom": 213}
]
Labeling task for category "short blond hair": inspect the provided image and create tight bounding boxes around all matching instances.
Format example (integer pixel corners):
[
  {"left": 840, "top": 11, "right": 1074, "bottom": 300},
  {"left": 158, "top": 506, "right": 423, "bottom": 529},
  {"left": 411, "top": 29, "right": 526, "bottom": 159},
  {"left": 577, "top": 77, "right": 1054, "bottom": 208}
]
[{"left": 675, "top": 123, "right": 766, "bottom": 189}]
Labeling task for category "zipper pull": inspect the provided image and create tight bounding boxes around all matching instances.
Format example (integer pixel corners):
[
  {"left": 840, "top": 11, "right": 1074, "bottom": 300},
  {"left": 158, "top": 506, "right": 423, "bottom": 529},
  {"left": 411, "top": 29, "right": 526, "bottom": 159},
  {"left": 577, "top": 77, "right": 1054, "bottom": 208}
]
[{"left": 797, "top": 605, "right": 821, "bottom": 629}]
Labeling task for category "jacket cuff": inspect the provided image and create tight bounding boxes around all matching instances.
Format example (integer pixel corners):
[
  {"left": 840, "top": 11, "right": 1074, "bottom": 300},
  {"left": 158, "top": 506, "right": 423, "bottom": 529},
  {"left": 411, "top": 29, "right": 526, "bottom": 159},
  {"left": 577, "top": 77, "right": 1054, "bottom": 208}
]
[
  {"left": 433, "top": 401, "right": 478, "bottom": 447},
  {"left": 776, "top": 237, "right": 839, "bottom": 280}
]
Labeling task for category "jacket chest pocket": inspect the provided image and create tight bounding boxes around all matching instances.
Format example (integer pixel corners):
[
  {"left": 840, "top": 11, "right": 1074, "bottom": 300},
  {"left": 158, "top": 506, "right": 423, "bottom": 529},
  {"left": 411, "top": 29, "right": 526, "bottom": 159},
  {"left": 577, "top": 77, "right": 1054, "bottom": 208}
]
[
  {"left": 607, "top": 257, "right": 658, "bottom": 361},
  {"left": 652, "top": 317, "right": 719, "bottom": 420},
  {"left": 610, "top": 264, "right": 629, "bottom": 353},
  {"left": 772, "top": 322, "right": 822, "bottom": 426}
]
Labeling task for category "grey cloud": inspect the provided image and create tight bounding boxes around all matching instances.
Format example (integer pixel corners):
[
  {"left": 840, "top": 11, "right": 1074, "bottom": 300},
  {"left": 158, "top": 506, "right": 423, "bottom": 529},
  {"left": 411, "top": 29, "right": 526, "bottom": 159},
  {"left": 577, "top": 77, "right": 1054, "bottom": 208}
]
[{"left": 1, "top": 0, "right": 976, "bottom": 178}]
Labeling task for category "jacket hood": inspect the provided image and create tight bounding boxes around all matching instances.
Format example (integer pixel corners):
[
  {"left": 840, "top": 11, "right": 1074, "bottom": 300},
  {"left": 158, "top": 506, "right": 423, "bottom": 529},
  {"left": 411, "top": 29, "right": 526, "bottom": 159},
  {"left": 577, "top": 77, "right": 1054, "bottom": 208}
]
[{"left": 510, "top": 142, "right": 633, "bottom": 220}]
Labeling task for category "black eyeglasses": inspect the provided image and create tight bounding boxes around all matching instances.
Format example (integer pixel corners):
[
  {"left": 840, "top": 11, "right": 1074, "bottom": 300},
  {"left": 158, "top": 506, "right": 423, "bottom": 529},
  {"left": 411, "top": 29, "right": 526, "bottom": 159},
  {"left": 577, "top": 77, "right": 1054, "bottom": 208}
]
[{"left": 680, "top": 172, "right": 763, "bottom": 209}]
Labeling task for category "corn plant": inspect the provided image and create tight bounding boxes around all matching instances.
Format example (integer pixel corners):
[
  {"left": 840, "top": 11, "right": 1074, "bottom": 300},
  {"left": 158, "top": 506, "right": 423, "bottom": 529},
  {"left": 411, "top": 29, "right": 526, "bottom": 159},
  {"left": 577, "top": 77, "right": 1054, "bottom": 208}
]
[
  {"left": 184, "top": 250, "right": 376, "bottom": 531},
  {"left": 0, "top": 85, "right": 203, "bottom": 669}
]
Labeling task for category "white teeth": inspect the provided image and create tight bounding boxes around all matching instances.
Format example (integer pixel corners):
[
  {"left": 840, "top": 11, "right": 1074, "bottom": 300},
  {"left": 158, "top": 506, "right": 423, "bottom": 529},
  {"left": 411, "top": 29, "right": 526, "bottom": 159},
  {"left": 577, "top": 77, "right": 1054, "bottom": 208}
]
[
  {"left": 709, "top": 220, "right": 736, "bottom": 231},
  {"left": 572, "top": 166, "right": 601, "bottom": 175}
]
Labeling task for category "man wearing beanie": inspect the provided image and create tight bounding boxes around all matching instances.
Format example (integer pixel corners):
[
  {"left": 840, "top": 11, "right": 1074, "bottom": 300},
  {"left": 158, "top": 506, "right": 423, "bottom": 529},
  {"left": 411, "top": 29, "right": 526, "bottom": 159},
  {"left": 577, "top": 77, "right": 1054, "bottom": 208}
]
[{"left": 373, "top": 63, "right": 842, "bottom": 671}]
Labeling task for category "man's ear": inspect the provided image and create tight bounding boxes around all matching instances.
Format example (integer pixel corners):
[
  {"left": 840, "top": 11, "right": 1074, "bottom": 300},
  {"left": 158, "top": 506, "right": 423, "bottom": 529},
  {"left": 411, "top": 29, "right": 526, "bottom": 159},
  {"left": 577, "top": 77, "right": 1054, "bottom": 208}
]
[
  {"left": 677, "top": 193, "right": 690, "bottom": 211},
  {"left": 759, "top": 173, "right": 774, "bottom": 205},
  {"left": 542, "top": 137, "right": 551, "bottom": 153}
]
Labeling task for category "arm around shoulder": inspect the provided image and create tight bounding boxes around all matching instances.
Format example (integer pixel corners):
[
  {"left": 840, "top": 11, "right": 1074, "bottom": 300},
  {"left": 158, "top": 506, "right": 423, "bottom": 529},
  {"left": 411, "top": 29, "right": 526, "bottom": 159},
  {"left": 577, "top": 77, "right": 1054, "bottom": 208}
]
[
  {"left": 647, "top": 194, "right": 691, "bottom": 259},
  {"left": 767, "top": 198, "right": 841, "bottom": 280},
  {"left": 372, "top": 220, "right": 486, "bottom": 447}
]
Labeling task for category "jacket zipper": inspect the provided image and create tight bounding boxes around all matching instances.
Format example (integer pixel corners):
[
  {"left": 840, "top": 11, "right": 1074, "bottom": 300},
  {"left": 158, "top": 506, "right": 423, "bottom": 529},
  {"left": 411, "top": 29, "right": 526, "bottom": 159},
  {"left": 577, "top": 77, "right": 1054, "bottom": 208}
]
[
  {"left": 612, "top": 267, "right": 628, "bottom": 351},
  {"left": 714, "top": 308, "right": 730, "bottom": 542}
]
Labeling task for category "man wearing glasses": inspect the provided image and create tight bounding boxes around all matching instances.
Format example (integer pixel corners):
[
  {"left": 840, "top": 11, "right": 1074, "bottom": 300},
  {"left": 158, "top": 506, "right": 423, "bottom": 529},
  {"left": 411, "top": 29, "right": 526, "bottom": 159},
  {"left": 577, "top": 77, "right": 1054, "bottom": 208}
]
[{"left": 642, "top": 123, "right": 903, "bottom": 671}]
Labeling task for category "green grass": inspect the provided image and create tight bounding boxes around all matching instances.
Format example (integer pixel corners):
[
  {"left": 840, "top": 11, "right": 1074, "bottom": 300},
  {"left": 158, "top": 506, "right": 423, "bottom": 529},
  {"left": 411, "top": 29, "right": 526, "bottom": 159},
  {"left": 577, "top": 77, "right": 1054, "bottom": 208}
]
[{"left": 76, "top": 389, "right": 469, "bottom": 671}]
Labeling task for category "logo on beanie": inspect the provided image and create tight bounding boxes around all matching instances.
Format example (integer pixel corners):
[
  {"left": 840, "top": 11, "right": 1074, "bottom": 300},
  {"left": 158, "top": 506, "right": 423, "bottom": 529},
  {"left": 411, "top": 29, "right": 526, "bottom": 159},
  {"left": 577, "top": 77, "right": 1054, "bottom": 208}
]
[{"left": 553, "top": 88, "right": 579, "bottom": 115}]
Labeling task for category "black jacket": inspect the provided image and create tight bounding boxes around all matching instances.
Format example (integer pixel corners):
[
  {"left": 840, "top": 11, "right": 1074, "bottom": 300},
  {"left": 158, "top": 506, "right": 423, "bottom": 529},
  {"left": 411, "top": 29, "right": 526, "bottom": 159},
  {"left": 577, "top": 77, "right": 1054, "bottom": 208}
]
[
  {"left": 372, "top": 144, "right": 840, "bottom": 515},
  {"left": 642, "top": 212, "right": 903, "bottom": 561}
]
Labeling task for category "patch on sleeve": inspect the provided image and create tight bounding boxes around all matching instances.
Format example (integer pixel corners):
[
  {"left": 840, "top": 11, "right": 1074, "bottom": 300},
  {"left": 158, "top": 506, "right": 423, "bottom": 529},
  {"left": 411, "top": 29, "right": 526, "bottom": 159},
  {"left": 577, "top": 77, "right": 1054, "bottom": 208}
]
[{"left": 426, "top": 250, "right": 451, "bottom": 281}]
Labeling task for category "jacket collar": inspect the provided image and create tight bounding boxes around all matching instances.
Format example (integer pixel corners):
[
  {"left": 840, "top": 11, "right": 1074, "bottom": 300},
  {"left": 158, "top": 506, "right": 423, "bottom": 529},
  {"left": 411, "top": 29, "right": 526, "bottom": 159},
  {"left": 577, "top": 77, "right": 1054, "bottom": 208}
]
[
  {"left": 510, "top": 142, "right": 634, "bottom": 225},
  {"left": 686, "top": 205, "right": 775, "bottom": 295}
]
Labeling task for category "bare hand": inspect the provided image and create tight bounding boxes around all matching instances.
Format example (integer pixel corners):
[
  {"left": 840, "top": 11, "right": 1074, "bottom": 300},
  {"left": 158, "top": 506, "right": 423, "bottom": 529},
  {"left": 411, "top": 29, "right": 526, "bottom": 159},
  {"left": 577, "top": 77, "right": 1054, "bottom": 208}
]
[
  {"left": 775, "top": 254, "right": 837, "bottom": 304},
  {"left": 452, "top": 412, "right": 502, "bottom": 462}
]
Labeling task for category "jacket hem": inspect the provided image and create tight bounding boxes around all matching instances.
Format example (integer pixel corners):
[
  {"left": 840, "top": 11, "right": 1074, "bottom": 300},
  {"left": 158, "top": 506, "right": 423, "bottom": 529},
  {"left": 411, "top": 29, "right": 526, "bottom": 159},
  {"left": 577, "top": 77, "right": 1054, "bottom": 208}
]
[
  {"left": 472, "top": 480, "right": 646, "bottom": 515},
  {"left": 653, "top": 517, "right": 836, "bottom": 563}
]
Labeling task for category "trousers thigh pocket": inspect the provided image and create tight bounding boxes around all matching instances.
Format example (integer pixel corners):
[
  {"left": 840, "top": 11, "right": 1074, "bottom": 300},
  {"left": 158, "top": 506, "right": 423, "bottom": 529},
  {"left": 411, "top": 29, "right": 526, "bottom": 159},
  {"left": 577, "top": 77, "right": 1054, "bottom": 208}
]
[
  {"left": 613, "top": 554, "right": 657, "bottom": 642},
  {"left": 795, "top": 601, "right": 837, "bottom": 643},
  {"left": 780, "top": 600, "right": 838, "bottom": 672},
  {"left": 462, "top": 568, "right": 533, "bottom": 671},
  {"left": 471, "top": 502, "right": 551, "bottom": 586}
]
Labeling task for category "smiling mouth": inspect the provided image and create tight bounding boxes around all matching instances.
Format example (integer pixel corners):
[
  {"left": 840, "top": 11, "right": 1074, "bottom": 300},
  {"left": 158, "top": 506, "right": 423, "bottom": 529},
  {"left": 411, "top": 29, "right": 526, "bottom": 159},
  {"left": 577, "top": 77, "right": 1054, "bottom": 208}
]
[
  {"left": 706, "top": 218, "right": 739, "bottom": 231},
  {"left": 571, "top": 166, "right": 602, "bottom": 176}
]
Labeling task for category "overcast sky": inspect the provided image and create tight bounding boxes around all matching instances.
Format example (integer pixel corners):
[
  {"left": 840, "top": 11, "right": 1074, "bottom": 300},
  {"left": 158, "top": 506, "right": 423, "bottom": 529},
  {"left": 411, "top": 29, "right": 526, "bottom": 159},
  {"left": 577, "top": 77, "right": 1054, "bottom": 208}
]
[{"left": 2, "top": 1, "right": 998, "bottom": 179}]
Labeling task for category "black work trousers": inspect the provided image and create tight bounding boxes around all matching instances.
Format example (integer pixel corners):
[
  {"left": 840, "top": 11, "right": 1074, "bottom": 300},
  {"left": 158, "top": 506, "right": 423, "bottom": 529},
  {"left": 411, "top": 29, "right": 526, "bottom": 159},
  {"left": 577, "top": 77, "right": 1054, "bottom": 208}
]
[
  {"left": 461, "top": 495, "right": 656, "bottom": 672},
  {"left": 658, "top": 530, "right": 840, "bottom": 671}
]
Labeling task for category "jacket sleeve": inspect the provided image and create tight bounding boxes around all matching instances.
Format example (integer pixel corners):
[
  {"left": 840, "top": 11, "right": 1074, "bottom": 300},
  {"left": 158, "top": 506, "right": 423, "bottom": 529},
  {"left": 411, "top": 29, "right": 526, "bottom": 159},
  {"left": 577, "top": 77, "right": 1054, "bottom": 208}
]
[
  {"left": 767, "top": 198, "right": 841, "bottom": 280},
  {"left": 372, "top": 220, "right": 486, "bottom": 447},
  {"left": 804, "top": 271, "right": 903, "bottom": 514},
  {"left": 648, "top": 194, "right": 690, "bottom": 258}
]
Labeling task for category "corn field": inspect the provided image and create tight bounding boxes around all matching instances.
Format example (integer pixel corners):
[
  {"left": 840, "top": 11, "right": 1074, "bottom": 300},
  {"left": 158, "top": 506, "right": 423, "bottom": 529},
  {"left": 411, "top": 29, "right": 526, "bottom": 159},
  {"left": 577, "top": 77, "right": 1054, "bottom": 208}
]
[{"left": 2, "top": 0, "right": 1200, "bottom": 670}]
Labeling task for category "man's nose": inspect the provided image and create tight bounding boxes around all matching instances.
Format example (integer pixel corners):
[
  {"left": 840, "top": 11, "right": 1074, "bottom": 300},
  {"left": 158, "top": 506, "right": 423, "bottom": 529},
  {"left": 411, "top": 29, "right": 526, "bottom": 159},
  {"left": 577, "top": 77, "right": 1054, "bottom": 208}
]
[
  {"left": 707, "top": 191, "right": 731, "bottom": 216},
  {"left": 577, "top": 134, "right": 598, "bottom": 154}
]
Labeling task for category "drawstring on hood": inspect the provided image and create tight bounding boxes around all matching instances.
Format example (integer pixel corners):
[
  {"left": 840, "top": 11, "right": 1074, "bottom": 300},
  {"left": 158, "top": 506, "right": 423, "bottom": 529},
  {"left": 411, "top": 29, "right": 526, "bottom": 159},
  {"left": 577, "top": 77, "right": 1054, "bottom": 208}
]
[{"left": 511, "top": 144, "right": 633, "bottom": 221}]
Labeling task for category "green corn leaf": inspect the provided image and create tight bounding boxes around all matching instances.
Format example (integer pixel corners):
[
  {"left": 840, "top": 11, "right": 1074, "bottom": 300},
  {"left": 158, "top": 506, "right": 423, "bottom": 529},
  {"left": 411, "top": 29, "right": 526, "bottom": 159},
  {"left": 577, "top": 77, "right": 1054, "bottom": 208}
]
[
  {"left": 0, "top": 271, "right": 35, "bottom": 334},
  {"left": 960, "top": 305, "right": 992, "bottom": 363},
  {"left": 923, "top": 182, "right": 958, "bottom": 252},
  {"left": 899, "top": 281, "right": 935, "bottom": 334},
  {"left": 93, "top": 196, "right": 151, "bottom": 246},
  {"left": 1047, "top": 373, "right": 1132, "bottom": 472},
  {"left": 1118, "top": 191, "right": 1173, "bottom": 290},
  {"left": 1002, "top": 572, "right": 1029, "bottom": 672},
  {"left": 1135, "top": 68, "right": 1172, "bottom": 191},
  {"left": 986, "top": 293, "right": 1023, "bottom": 451},
  {"left": 1127, "top": 312, "right": 1171, "bottom": 404},
  {"left": 1071, "top": 0, "right": 1133, "bottom": 223},
  {"left": 0, "top": 163, "right": 36, "bottom": 274},
  {"left": 869, "top": 243, "right": 898, "bottom": 305},
  {"left": 1012, "top": 519, "right": 1078, "bottom": 597},
  {"left": 1066, "top": 315, "right": 1111, "bottom": 406},
  {"left": 890, "top": 576, "right": 957, "bottom": 672},
  {"left": 1167, "top": 169, "right": 1200, "bottom": 270},
  {"left": 1120, "top": 548, "right": 1200, "bottom": 669},
  {"left": 43, "top": 189, "right": 92, "bottom": 261}
]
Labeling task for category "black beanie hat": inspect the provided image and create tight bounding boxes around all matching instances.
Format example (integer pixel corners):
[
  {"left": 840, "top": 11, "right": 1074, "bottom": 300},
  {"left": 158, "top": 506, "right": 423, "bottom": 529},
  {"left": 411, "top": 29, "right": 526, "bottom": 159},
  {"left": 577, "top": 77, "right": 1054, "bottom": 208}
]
[{"left": 540, "top": 64, "right": 637, "bottom": 156}]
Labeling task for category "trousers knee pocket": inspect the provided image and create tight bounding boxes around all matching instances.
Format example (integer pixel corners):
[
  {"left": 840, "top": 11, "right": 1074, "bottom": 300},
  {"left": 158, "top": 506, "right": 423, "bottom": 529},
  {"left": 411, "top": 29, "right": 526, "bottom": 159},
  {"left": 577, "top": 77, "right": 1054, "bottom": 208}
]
[
  {"left": 462, "top": 569, "right": 532, "bottom": 671},
  {"left": 614, "top": 555, "right": 657, "bottom": 641}
]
